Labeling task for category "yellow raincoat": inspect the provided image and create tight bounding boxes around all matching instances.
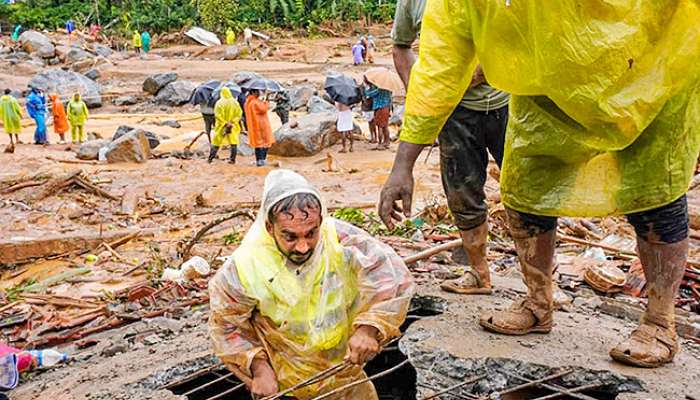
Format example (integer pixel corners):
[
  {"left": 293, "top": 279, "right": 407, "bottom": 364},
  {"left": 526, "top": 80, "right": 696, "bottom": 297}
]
[
  {"left": 68, "top": 93, "right": 89, "bottom": 142},
  {"left": 0, "top": 95, "right": 22, "bottom": 135},
  {"left": 211, "top": 87, "right": 243, "bottom": 147},
  {"left": 209, "top": 170, "right": 414, "bottom": 400},
  {"left": 225, "top": 28, "right": 236, "bottom": 45},
  {"left": 132, "top": 30, "right": 142, "bottom": 48},
  {"left": 402, "top": 0, "right": 700, "bottom": 217}
]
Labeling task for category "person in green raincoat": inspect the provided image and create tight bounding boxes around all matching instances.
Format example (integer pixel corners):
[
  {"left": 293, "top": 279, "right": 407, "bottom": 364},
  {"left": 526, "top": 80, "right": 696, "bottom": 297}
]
[
  {"left": 0, "top": 89, "right": 23, "bottom": 148},
  {"left": 11, "top": 25, "right": 21, "bottom": 42},
  {"left": 67, "top": 93, "right": 89, "bottom": 144},
  {"left": 208, "top": 87, "right": 242, "bottom": 164},
  {"left": 141, "top": 31, "right": 151, "bottom": 53},
  {"left": 225, "top": 28, "right": 235, "bottom": 46},
  {"left": 380, "top": 0, "right": 700, "bottom": 369},
  {"left": 132, "top": 30, "right": 142, "bottom": 53}
]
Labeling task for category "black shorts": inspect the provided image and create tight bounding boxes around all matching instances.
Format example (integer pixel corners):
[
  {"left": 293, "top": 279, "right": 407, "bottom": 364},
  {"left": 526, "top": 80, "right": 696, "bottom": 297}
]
[
  {"left": 203, "top": 114, "right": 215, "bottom": 135},
  {"left": 439, "top": 105, "right": 508, "bottom": 230}
]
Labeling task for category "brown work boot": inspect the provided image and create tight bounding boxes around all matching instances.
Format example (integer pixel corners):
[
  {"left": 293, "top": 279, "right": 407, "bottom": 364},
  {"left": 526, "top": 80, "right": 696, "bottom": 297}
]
[
  {"left": 441, "top": 223, "right": 493, "bottom": 295},
  {"left": 480, "top": 226, "right": 556, "bottom": 335},
  {"left": 610, "top": 238, "right": 686, "bottom": 367}
]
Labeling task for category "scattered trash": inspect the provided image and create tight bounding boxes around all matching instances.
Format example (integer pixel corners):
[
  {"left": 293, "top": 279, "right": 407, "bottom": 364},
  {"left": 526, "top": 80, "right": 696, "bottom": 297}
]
[
  {"left": 161, "top": 256, "right": 210, "bottom": 283},
  {"left": 584, "top": 262, "right": 626, "bottom": 294},
  {"left": 184, "top": 27, "right": 222, "bottom": 47}
]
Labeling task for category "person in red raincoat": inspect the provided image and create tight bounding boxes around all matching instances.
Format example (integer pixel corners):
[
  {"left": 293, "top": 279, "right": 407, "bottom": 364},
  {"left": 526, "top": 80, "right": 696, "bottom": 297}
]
[{"left": 49, "top": 94, "right": 69, "bottom": 144}]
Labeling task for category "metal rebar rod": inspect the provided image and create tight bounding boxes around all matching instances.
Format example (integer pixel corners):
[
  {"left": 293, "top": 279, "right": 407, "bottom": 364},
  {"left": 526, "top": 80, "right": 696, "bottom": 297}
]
[
  {"left": 262, "top": 361, "right": 351, "bottom": 400},
  {"left": 417, "top": 384, "right": 478, "bottom": 400},
  {"left": 160, "top": 364, "right": 220, "bottom": 390},
  {"left": 419, "top": 374, "right": 486, "bottom": 400},
  {"left": 211, "top": 370, "right": 245, "bottom": 386},
  {"left": 182, "top": 371, "right": 236, "bottom": 396},
  {"left": 309, "top": 359, "right": 411, "bottom": 400},
  {"left": 505, "top": 372, "right": 599, "bottom": 400},
  {"left": 202, "top": 382, "right": 247, "bottom": 400},
  {"left": 528, "top": 382, "right": 604, "bottom": 400},
  {"left": 497, "top": 370, "right": 572, "bottom": 397}
]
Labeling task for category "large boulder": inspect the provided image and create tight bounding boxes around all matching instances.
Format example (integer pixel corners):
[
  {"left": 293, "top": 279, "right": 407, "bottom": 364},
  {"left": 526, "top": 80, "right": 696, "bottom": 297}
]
[
  {"left": 155, "top": 80, "right": 196, "bottom": 106},
  {"left": 28, "top": 69, "right": 102, "bottom": 108},
  {"left": 19, "top": 31, "right": 55, "bottom": 59},
  {"left": 93, "top": 44, "right": 113, "bottom": 58},
  {"left": 307, "top": 96, "right": 335, "bottom": 114},
  {"left": 66, "top": 47, "right": 92, "bottom": 63},
  {"left": 104, "top": 129, "right": 152, "bottom": 163},
  {"left": 75, "top": 139, "right": 110, "bottom": 160},
  {"left": 223, "top": 45, "right": 240, "bottom": 60},
  {"left": 232, "top": 71, "right": 261, "bottom": 85},
  {"left": 289, "top": 85, "right": 316, "bottom": 110},
  {"left": 143, "top": 72, "right": 178, "bottom": 95},
  {"left": 270, "top": 112, "right": 361, "bottom": 157},
  {"left": 113, "top": 125, "right": 160, "bottom": 149}
]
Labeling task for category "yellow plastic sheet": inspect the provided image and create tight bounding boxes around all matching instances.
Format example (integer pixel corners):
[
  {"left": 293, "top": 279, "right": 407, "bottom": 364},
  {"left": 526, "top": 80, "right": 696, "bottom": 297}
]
[{"left": 402, "top": 0, "right": 700, "bottom": 216}]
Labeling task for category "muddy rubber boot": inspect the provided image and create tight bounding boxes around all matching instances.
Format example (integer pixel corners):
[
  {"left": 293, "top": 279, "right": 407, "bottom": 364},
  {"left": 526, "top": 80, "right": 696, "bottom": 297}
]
[
  {"left": 208, "top": 146, "right": 219, "bottom": 163},
  {"left": 441, "top": 223, "right": 492, "bottom": 295},
  {"left": 610, "top": 238, "right": 686, "bottom": 368},
  {"left": 480, "top": 228, "right": 556, "bottom": 335},
  {"left": 229, "top": 145, "right": 237, "bottom": 164}
]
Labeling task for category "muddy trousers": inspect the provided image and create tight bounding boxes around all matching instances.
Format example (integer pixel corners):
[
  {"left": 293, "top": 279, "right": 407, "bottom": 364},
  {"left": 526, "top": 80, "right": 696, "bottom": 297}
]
[
  {"left": 208, "top": 145, "right": 237, "bottom": 163},
  {"left": 71, "top": 124, "right": 85, "bottom": 143}
]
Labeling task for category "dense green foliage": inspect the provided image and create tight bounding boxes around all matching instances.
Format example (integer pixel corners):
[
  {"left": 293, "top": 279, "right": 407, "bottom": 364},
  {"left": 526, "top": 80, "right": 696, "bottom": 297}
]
[{"left": 0, "top": 0, "right": 396, "bottom": 34}]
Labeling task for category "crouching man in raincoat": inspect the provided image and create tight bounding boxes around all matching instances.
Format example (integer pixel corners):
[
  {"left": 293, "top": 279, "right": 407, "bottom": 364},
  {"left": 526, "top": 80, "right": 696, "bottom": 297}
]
[
  {"left": 381, "top": 1, "right": 700, "bottom": 368},
  {"left": 209, "top": 170, "right": 414, "bottom": 399}
]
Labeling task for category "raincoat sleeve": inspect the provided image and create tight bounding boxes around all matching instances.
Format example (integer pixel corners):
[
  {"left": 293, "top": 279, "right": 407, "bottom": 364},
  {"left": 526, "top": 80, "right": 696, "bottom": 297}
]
[
  {"left": 252, "top": 99, "right": 269, "bottom": 115},
  {"left": 208, "top": 260, "right": 268, "bottom": 377},
  {"left": 334, "top": 219, "right": 415, "bottom": 343},
  {"left": 400, "top": 0, "right": 476, "bottom": 145}
]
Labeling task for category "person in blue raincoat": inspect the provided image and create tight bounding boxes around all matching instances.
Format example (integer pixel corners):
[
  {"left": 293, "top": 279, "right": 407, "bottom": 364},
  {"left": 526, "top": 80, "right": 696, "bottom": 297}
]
[{"left": 26, "top": 87, "right": 48, "bottom": 145}]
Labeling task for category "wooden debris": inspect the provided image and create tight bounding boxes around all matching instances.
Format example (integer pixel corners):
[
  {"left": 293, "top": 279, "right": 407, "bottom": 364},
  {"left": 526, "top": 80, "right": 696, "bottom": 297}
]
[{"left": 180, "top": 210, "right": 256, "bottom": 259}]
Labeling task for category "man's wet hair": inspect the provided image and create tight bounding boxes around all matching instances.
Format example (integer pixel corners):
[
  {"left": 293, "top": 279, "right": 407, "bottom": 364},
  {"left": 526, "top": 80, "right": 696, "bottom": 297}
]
[
  {"left": 4, "top": 89, "right": 10, "bottom": 95},
  {"left": 268, "top": 193, "right": 321, "bottom": 223}
]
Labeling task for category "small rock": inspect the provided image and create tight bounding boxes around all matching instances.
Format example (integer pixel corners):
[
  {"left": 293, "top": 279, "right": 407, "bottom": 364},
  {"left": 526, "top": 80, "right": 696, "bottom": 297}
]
[
  {"left": 66, "top": 47, "right": 92, "bottom": 63},
  {"left": 101, "top": 343, "right": 128, "bottom": 357},
  {"left": 142, "top": 72, "right": 178, "bottom": 95},
  {"left": 104, "top": 129, "right": 152, "bottom": 163},
  {"left": 146, "top": 316, "right": 184, "bottom": 334},
  {"left": 84, "top": 69, "right": 100, "bottom": 80},
  {"left": 223, "top": 45, "right": 241, "bottom": 60},
  {"left": 93, "top": 44, "right": 113, "bottom": 58},
  {"left": 75, "top": 139, "right": 109, "bottom": 160},
  {"left": 573, "top": 295, "right": 603, "bottom": 310},
  {"left": 143, "top": 334, "right": 162, "bottom": 346},
  {"left": 114, "top": 96, "right": 138, "bottom": 106},
  {"left": 155, "top": 80, "right": 197, "bottom": 106},
  {"left": 158, "top": 119, "right": 181, "bottom": 129},
  {"left": 232, "top": 71, "right": 261, "bottom": 85}
]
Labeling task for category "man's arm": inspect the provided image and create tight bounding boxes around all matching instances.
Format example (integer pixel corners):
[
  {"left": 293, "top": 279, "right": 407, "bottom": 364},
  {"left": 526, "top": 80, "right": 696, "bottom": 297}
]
[{"left": 392, "top": 45, "right": 415, "bottom": 89}]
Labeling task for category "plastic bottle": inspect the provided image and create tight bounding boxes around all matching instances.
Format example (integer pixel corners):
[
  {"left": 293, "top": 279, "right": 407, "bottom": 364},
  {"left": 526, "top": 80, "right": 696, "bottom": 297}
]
[{"left": 28, "top": 349, "right": 68, "bottom": 368}]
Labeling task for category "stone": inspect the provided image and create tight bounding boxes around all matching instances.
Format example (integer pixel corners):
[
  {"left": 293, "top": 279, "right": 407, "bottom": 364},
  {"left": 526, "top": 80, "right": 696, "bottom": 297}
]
[
  {"left": 29, "top": 69, "right": 102, "bottom": 108},
  {"left": 146, "top": 317, "right": 184, "bottom": 334},
  {"left": 307, "top": 95, "right": 335, "bottom": 114},
  {"left": 93, "top": 44, "right": 113, "bottom": 58},
  {"left": 269, "top": 112, "right": 361, "bottom": 157},
  {"left": 155, "top": 80, "right": 196, "bottom": 106},
  {"left": 390, "top": 104, "right": 405, "bottom": 126},
  {"left": 75, "top": 139, "right": 110, "bottom": 160},
  {"left": 71, "top": 59, "right": 94, "bottom": 73},
  {"left": 114, "top": 96, "right": 137, "bottom": 106},
  {"left": 101, "top": 343, "right": 128, "bottom": 357},
  {"left": 158, "top": 119, "right": 181, "bottom": 129},
  {"left": 66, "top": 47, "right": 92, "bottom": 63},
  {"left": 232, "top": 71, "right": 261, "bottom": 85},
  {"left": 19, "top": 30, "right": 55, "bottom": 58},
  {"left": 112, "top": 125, "right": 160, "bottom": 150},
  {"left": 237, "top": 133, "right": 254, "bottom": 156},
  {"left": 104, "top": 129, "right": 152, "bottom": 163},
  {"left": 143, "top": 334, "right": 162, "bottom": 346},
  {"left": 289, "top": 85, "right": 316, "bottom": 110},
  {"left": 84, "top": 69, "right": 100, "bottom": 80},
  {"left": 573, "top": 295, "right": 603, "bottom": 310},
  {"left": 142, "top": 72, "right": 178, "bottom": 95},
  {"left": 223, "top": 45, "right": 240, "bottom": 60}
]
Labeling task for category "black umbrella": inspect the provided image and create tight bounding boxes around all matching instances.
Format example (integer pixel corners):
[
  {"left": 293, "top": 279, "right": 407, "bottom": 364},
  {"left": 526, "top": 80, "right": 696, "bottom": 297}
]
[
  {"left": 190, "top": 80, "right": 220, "bottom": 106},
  {"left": 241, "top": 78, "right": 283, "bottom": 93},
  {"left": 324, "top": 73, "right": 361, "bottom": 105},
  {"left": 211, "top": 82, "right": 243, "bottom": 105}
]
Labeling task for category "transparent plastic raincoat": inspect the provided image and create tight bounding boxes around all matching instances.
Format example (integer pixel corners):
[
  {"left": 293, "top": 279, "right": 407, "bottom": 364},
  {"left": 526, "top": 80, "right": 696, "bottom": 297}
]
[
  {"left": 209, "top": 170, "right": 414, "bottom": 399},
  {"left": 402, "top": 0, "right": 700, "bottom": 217}
]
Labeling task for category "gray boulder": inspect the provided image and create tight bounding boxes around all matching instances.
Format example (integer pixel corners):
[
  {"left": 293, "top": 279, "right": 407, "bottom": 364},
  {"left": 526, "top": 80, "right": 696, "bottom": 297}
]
[
  {"left": 76, "top": 139, "right": 110, "bottom": 160},
  {"left": 85, "top": 69, "right": 100, "bottom": 80},
  {"left": 143, "top": 72, "right": 178, "bottom": 95},
  {"left": 113, "top": 125, "right": 160, "bottom": 149},
  {"left": 104, "top": 129, "right": 152, "bottom": 163},
  {"left": 155, "top": 80, "right": 196, "bottom": 106},
  {"left": 232, "top": 71, "right": 261, "bottom": 85},
  {"left": 390, "top": 104, "right": 404, "bottom": 126},
  {"left": 19, "top": 31, "right": 55, "bottom": 58},
  {"left": 29, "top": 69, "right": 102, "bottom": 108},
  {"left": 307, "top": 96, "right": 335, "bottom": 114},
  {"left": 158, "top": 119, "right": 181, "bottom": 129},
  {"left": 93, "top": 44, "right": 113, "bottom": 58},
  {"left": 270, "top": 112, "right": 361, "bottom": 157},
  {"left": 114, "top": 96, "right": 137, "bottom": 106},
  {"left": 223, "top": 45, "right": 240, "bottom": 60},
  {"left": 237, "top": 133, "right": 254, "bottom": 156},
  {"left": 66, "top": 47, "right": 92, "bottom": 63},
  {"left": 289, "top": 85, "right": 316, "bottom": 110}
]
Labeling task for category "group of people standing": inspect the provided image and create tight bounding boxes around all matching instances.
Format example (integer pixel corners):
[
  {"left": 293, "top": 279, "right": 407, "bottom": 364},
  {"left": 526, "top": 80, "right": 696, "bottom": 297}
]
[
  {"left": 352, "top": 35, "right": 375, "bottom": 66},
  {"left": 1, "top": 87, "right": 89, "bottom": 150},
  {"left": 131, "top": 30, "right": 152, "bottom": 54}
]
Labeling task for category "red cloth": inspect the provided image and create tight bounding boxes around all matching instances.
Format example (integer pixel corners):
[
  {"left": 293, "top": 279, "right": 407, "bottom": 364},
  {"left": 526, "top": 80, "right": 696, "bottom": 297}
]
[
  {"left": 49, "top": 94, "right": 69, "bottom": 134},
  {"left": 373, "top": 107, "right": 390, "bottom": 128},
  {"left": 0, "top": 343, "right": 32, "bottom": 371},
  {"left": 245, "top": 96, "right": 275, "bottom": 148}
]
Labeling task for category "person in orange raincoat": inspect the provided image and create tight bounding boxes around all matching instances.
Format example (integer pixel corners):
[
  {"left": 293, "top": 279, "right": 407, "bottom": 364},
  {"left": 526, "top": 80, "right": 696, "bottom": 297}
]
[
  {"left": 49, "top": 94, "right": 68, "bottom": 144},
  {"left": 244, "top": 89, "right": 275, "bottom": 167}
]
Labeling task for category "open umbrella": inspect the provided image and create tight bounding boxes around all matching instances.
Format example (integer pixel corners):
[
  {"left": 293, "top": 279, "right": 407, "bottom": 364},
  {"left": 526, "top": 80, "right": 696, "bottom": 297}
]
[
  {"left": 364, "top": 67, "right": 404, "bottom": 95},
  {"left": 191, "top": 80, "right": 220, "bottom": 106},
  {"left": 324, "top": 73, "right": 361, "bottom": 106},
  {"left": 240, "top": 77, "right": 283, "bottom": 93},
  {"left": 211, "top": 81, "right": 243, "bottom": 105}
]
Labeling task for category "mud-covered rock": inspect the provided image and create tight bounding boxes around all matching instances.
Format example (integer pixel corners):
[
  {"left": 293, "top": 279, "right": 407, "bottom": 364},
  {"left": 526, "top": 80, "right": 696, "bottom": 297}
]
[
  {"left": 84, "top": 69, "right": 100, "bottom": 81},
  {"left": 270, "top": 112, "right": 360, "bottom": 157},
  {"left": 29, "top": 69, "right": 102, "bottom": 108},
  {"left": 66, "top": 47, "right": 92, "bottom": 63},
  {"left": 158, "top": 119, "right": 181, "bottom": 129},
  {"left": 19, "top": 30, "right": 55, "bottom": 58},
  {"left": 93, "top": 44, "right": 113, "bottom": 58},
  {"left": 114, "top": 96, "right": 137, "bottom": 106},
  {"left": 104, "top": 129, "right": 152, "bottom": 163},
  {"left": 223, "top": 45, "right": 240, "bottom": 60},
  {"left": 142, "top": 72, "right": 178, "bottom": 95},
  {"left": 289, "top": 85, "right": 316, "bottom": 110},
  {"left": 113, "top": 125, "right": 160, "bottom": 149},
  {"left": 155, "top": 80, "right": 196, "bottom": 106},
  {"left": 307, "top": 95, "right": 335, "bottom": 114},
  {"left": 75, "top": 139, "right": 110, "bottom": 160}
]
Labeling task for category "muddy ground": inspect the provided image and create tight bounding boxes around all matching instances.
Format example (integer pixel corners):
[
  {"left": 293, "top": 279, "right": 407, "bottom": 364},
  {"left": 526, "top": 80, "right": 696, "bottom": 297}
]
[{"left": 1, "top": 28, "right": 699, "bottom": 400}]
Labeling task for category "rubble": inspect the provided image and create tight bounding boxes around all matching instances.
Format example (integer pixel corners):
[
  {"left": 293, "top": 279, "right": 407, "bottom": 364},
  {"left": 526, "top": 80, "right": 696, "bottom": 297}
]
[
  {"left": 113, "top": 95, "right": 138, "bottom": 106},
  {"left": 84, "top": 69, "right": 100, "bottom": 80},
  {"left": 112, "top": 125, "right": 160, "bottom": 149},
  {"left": 75, "top": 139, "right": 110, "bottom": 160},
  {"left": 65, "top": 47, "right": 92, "bottom": 63}
]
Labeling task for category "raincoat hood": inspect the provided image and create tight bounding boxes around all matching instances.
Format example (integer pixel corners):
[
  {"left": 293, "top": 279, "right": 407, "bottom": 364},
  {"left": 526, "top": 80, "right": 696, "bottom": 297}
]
[
  {"left": 73, "top": 93, "right": 81, "bottom": 101},
  {"left": 219, "top": 87, "right": 233, "bottom": 101},
  {"left": 49, "top": 94, "right": 58, "bottom": 102}
]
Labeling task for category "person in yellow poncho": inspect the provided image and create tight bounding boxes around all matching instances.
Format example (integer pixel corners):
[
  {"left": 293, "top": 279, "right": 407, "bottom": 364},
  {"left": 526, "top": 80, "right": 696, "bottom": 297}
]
[
  {"left": 208, "top": 87, "right": 242, "bottom": 164},
  {"left": 67, "top": 93, "right": 89, "bottom": 144},
  {"left": 379, "top": 1, "right": 700, "bottom": 368},
  {"left": 225, "top": 28, "right": 235, "bottom": 46},
  {"left": 0, "top": 89, "right": 23, "bottom": 150},
  {"left": 131, "top": 30, "right": 142, "bottom": 54},
  {"left": 209, "top": 170, "right": 414, "bottom": 399}
]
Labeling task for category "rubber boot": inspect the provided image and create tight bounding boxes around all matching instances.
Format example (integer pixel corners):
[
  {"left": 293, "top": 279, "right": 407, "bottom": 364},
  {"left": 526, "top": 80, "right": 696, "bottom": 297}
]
[
  {"left": 229, "top": 145, "right": 237, "bottom": 164},
  {"left": 480, "top": 226, "right": 556, "bottom": 335},
  {"left": 208, "top": 146, "right": 219, "bottom": 163},
  {"left": 441, "top": 222, "right": 492, "bottom": 295},
  {"left": 610, "top": 238, "right": 686, "bottom": 367}
]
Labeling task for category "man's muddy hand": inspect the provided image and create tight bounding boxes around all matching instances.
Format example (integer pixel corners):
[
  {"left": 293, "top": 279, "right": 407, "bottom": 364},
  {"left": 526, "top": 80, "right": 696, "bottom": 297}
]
[
  {"left": 379, "top": 169, "right": 413, "bottom": 231},
  {"left": 250, "top": 359, "right": 279, "bottom": 397},
  {"left": 346, "top": 325, "right": 380, "bottom": 365}
]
